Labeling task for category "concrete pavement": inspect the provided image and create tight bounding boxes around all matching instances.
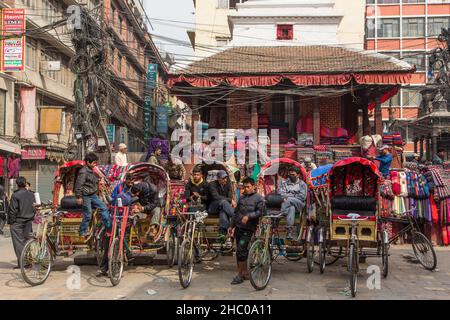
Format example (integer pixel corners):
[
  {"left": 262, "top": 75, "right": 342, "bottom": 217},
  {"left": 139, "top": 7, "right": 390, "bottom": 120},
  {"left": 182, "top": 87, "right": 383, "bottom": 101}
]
[{"left": 0, "top": 227, "right": 450, "bottom": 300}]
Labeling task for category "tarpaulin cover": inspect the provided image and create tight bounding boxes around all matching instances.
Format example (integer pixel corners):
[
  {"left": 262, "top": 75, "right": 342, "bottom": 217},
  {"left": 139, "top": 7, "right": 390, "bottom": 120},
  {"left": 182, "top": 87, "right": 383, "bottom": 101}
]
[{"left": 309, "top": 164, "right": 333, "bottom": 188}]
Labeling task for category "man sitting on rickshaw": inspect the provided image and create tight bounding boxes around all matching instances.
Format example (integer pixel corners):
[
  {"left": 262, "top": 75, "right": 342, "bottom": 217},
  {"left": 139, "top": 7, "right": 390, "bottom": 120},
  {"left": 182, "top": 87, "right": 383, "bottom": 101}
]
[
  {"left": 184, "top": 166, "right": 208, "bottom": 208},
  {"left": 278, "top": 166, "right": 307, "bottom": 240},
  {"left": 207, "top": 170, "right": 236, "bottom": 241},
  {"left": 111, "top": 173, "right": 134, "bottom": 201},
  {"left": 130, "top": 181, "right": 162, "bottom": 239}
]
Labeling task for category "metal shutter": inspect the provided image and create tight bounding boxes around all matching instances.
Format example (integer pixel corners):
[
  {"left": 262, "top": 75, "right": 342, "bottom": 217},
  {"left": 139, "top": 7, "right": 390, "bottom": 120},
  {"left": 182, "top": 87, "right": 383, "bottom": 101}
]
[
  {"left": 37, "top": 161, "right": 57, "bottom": 203},
  {"left": 20, "top": 160, "right": 37, "bottom": 191}
]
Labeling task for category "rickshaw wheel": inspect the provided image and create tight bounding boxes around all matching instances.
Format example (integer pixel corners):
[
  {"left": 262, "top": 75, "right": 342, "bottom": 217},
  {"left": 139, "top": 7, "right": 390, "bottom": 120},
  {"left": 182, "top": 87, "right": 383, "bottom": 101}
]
[
  {"left": 349, "top": 243, "right": 358, "bottom": 298},
  {"left": 381, "top": 230, "right": 389, "bottom": 278},
  {"left": 248, "top": 240, "right": 272, "bottom": 291},
  {"left": 178, "top": 239, "right": 194, "bottom": 289},
  {"left": 95, "top": 227, "right": 105, "bottom": 267},
  {"left": 166, "top": 231, "right": 177, "bottom": 268},
  {"left": 108, "top": 238, "right": 123, "bottom": 286},
  {"left": 318, "top": 237, "right": 326, "bottom": 274},
  {"left": 20, "top": 239, "right": 52, "bottom": 286},
  {"left": 411, "top": 232, "right": 437, "bottom": 271}
]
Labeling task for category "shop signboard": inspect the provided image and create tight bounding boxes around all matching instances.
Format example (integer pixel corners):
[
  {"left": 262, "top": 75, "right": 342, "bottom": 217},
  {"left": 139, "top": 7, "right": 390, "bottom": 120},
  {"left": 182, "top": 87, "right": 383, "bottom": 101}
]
[
  {"left": 21, "top": 148, "right": 46, "bottom": 160},
  {"left": 156, "top": 105, "right": 168, "bottom": 134},
  {"left": 1, "top": 9, "right": 25, "bottom": 71}
]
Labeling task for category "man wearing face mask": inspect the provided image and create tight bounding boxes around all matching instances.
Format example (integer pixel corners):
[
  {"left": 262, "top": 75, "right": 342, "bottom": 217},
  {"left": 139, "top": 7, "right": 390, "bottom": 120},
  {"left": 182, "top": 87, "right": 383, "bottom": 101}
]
[{"left": 278, "top": 166, "right": 307, "bottom": 240}]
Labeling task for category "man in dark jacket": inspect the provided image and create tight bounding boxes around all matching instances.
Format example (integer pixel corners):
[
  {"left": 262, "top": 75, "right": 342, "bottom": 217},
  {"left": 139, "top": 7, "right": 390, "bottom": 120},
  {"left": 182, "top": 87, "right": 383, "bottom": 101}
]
[
  {"left": 207, "top": 170, "right": 235, "bottom": 239},
  {"left": 184, "top": 166, "right": 208, "bottom": 207},
  {"left": 228, "top": 177, "right": 265, "bottom": 285},
  {"left": 75, "top": 153, "right": 111, "bottom": 236},
  {"left": 130, "top": 180, "right": 161, "bottom": 238},
  {"left": 9, "top": 177, "right": 35, "bottom": 268}
]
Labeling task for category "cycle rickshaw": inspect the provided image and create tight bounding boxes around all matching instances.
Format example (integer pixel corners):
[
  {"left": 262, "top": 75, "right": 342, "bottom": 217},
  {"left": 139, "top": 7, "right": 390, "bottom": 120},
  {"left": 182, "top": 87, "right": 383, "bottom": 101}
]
[
  {"left": 107, "top": 162, "right": 183, "bottom": 286},
  {"left": 178, "top": 161, "right": 237, "bottom": 288},
  {"left": 20, "top": 160, "right": 111, "bottom": 286},
  {"left": 247, "top": 158, "right": 309, "bottom": 290},
  {"left": 326, "top": 157, "right": 389, "bottom": 297}
]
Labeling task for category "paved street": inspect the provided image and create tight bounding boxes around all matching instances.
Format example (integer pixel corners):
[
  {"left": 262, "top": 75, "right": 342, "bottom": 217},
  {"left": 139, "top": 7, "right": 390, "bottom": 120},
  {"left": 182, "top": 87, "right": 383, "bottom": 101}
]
[{"left": 0, "top": 228, "right": 450, "bottom": 300}]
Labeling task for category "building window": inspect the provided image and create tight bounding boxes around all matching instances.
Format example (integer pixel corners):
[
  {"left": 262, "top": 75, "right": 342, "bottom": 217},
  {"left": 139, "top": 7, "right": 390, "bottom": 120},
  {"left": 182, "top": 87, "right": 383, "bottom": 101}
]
[
  {"left": 277, "top": 25, "right": 294, "bottom": 40},
  {"left": 216, "top": 37, "right": 229, "bottom": 47},
  {"left": 42, "top": 0, "right": 58, "bottom": 23},
  {"left": 402, "top": 18, "right": 425, "bottom": 37},
  {"left": 218, "top": 0, "right": 248, "bottom": 9},
  {"left": 41, "top": 51, "right": 58, "bottom": 81},
  {"left": 382, "top": 92, "right": 400, "bottom": 107},
  {"left": 402, "top": 89, "right": 423, "bottom": 107},
  {"left": 26, "top": 38, "right": 37, "bottom": 70},
  {"left": 428, "top": 17, "right": 450, "bottom": 37},
  {"left": 377, "top": 18, "right": 400, "bottom": 37},
  {"left": 402, "top": 52, "right": 426, "bottom": 71},
  {"left": 0, "top": 90, "right": 6, "bottom": 136}
]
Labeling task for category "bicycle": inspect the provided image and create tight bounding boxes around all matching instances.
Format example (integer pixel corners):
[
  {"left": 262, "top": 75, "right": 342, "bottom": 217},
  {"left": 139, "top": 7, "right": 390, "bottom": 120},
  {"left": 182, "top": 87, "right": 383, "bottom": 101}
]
[
  {"left": 381, "top": 206, "right": 437, "bottom": 271},
  {"left": 177, "top": 210, "right": 208, "bottom": 289},
  {"left": 20, "top": 208, "right": 67, "bottom": 286}
]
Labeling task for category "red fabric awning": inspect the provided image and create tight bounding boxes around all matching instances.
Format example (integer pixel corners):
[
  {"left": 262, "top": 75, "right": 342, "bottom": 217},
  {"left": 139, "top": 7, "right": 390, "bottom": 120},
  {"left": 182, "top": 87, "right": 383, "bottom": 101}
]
[
  {"left": 168, "top": 73, "right": 412, "bottom": 88},
  {"left": 368, "top": 86, "right": 400, "bottom": 111}
]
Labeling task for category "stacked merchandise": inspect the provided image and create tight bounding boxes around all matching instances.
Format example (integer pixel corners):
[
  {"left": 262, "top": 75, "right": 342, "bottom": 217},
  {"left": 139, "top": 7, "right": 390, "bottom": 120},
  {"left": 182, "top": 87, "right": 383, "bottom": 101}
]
[
  {"left": 422, "top": 165, "right": 450, "bottom": 245},
  {"left": 314, "top": 145, "right": 334, "bottom": 165},
  {"left": 297, "top": 133, "right": 313, "bottom": 147},
  {"left": 382, "top": 132, "right": 403, "bottom": 146},
  {"left": 334, "top": 150, "right": 354, "bottom": 162},
  {"left": 320, "top": 127, "right": 349, "bottom": 145},
  {"left": 297, "top": 147, "right": 315, "bottom": 164}
]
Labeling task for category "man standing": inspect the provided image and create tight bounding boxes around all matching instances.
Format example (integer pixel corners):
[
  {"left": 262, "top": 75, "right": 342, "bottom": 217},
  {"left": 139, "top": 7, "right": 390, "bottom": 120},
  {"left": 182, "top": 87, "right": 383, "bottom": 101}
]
[
  {"left": 8, "top": 177, "right": 35, "bottom": 268},
  {"left": 130, "top": 181, "right": 161, "bottom": 239},
  {"left": 228, "top": 177, "right": 265, "bottom": 285},
  {"left": 208, "top": 170, "right": 236, "bottom": 241},
  {"left": 148, "top": 147, "right": 162, "bottom": 166},
  {"left": 303, "top": 157, "right": 317, "bottom": 172},
  {"left": 75, "top": 153, "right": 111, "bottom": 237},
  {"left": 372, "top": 145, "right": 393, "bottom": 178},
  {"left": 278, "top": 166, "right": 307, "bottom": 240},
  {"left": 432, "top": 148, "right": 446, "bottom": 165},
  {"left": 114, "top": 143, "right": 128, "bottom": 167},
  {"left": 184, "top": 166, "right": 208, "bottom": 207},
  {"left": 412, "top": 153, "right": 421, "bottom": 165}
]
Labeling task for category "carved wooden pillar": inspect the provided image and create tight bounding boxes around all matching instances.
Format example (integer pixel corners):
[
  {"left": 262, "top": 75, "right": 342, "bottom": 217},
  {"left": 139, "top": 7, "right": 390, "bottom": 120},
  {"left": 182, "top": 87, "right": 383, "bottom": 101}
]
[
  {"left": 251, "top": 102, "right": 258, "bottom": 130},
  {"left": 374, "top": 98, "right": 383, "bottom": 136}
]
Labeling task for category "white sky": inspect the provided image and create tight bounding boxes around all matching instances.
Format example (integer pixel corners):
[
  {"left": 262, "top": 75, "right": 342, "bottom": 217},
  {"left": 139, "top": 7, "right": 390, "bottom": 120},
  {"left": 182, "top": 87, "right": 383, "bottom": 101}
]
[{"left": 144, "top": 0, "right": 195, "bottom": 61}]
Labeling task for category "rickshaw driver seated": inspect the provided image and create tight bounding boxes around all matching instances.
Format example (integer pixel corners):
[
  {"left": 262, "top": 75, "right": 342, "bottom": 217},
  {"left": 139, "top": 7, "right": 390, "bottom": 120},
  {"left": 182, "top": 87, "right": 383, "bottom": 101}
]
[
  {"left": 184, "top": 166, "right": 208, "bottom": 208},
  {"left": 278, "top": 166, "right": 308, "bottom": 240},
  {"left": 130, "top": 181, "right": 162, "bottom": 239},
  {"left": 207, "top": 170, "right": 236, "bottom": 242}
]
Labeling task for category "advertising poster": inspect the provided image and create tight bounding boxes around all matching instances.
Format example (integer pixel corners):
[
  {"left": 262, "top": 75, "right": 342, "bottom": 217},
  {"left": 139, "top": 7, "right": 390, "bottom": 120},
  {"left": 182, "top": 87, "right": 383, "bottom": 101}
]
[{"left": 1, "top": 9, "right": 25, "bottom": 71}]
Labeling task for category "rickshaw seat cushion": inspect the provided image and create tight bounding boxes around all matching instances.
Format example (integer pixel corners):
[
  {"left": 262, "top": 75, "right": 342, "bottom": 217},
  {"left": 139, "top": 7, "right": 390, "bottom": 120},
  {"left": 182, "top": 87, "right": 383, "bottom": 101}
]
[
  {"left": 332, "top": 209, "right": 376, "bottom": 220},
  {"left": 60, "top": 196, "right": 83, "bottom": 210},
  {"left": 331, "top": 196, "right": 376, "bottom": 212},
  {"left": 265, "top": 193, "right": 284, "bottom": 209}
]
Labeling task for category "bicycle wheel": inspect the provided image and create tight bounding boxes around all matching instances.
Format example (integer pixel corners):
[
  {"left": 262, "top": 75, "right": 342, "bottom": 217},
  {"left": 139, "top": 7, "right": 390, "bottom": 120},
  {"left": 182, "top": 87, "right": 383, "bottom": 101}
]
[
  {"left": 318, "top": 229, "right": 326, "bottom": 274},
  {"left": 95, "top": 227, "right": 105, "bottom": 267},
  {"left": 20, "top": 239, "right": 52, "bottom": 286},
  {"left": 349, "top": 243, "right": 358, "bottom": 298},
  {"left": 178, "top": 239, "right": 194, "bottom": 289},
  {"left": 166, "top": 230, "right": 177, "bottom": 268},
  {"left": 411, "top": 232, "right": 437, "bottom": 271},
  {"left": 108, "top": 237, "right": 123, "bottom": 286},
  {"left": 381, "top": 230, "right": 389, "bottom": 278},
  {"left": 248, "top": 240, "right": 272, "bottom": 290},
  {"left": 306, "top": 228, "right": 314, "bottom": 273}
]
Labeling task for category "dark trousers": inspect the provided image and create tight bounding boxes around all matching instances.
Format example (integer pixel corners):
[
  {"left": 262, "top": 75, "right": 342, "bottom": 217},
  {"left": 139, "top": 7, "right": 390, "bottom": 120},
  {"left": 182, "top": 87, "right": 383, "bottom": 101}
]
[
  {"left": 0, "top": 213, "right": 6, "bottom": 233},
  {"left": 208, "top": 199, "right": 234, "bottom": 233},
  {"left": 235, "top": 228, "right": 254, "bottom": 262},
  {"left": 10, "top": 220, "right": 33, "bottom": 265}
]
